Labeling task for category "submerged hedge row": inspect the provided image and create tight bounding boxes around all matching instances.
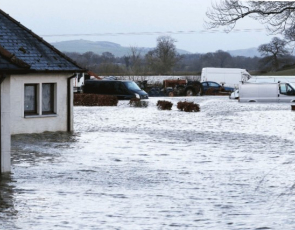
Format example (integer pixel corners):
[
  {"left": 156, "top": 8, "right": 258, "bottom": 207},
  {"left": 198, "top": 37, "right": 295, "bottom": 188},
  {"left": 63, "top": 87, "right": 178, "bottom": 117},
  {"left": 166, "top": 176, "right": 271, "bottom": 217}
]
[
  {"left": 74, "top": 94, "right": 200, "bottom": 112},
  {"left": 157, "top": 100, "right": 200, "bottom": 112},
  {"left": 74, "top": 94, "right": 118, "bottom": 106}
]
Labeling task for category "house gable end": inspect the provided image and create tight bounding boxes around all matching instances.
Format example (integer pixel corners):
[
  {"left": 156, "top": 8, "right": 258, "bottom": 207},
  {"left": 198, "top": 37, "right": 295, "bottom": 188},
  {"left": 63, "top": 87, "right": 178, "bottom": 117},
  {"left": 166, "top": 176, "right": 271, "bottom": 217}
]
[{"left": 0, "top": 9, "right": 85, "bottom": 73}]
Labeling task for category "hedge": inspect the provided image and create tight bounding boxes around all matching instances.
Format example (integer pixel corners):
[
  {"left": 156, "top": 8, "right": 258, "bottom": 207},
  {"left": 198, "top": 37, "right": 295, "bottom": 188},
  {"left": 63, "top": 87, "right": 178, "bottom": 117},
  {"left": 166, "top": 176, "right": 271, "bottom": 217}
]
[
  {"left": 177, "top": 101, "right": 200, "bottom": 112},
  {"left": 74, "top": 94, "right": 118, "bottom": 106},
  {"left": 157, "top": 100, "right": 173, "bottom": 110}
]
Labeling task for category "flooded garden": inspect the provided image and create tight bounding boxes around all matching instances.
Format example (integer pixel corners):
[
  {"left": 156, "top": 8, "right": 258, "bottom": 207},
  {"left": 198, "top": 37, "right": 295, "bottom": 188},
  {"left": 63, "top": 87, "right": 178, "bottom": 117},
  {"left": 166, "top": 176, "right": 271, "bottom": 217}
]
[{"left": 1, "top": 96, "right": 295, "bottom": 229}]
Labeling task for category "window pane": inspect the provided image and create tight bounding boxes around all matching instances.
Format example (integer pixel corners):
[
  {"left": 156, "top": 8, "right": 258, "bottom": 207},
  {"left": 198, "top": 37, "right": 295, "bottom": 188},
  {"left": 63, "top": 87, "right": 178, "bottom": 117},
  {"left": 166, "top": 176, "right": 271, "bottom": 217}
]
[
  {"left": 208, "top": 82, "right": 219, "bottom": 87},
  {"left": 42, "top": 83, "right": 54, "bottom": 113},
  {"left": 125, "top": 82, "right": 141, "bottom": 91},
  {"left": 287, "top": 84, "right": 294, "bottom": 95},
  {"left": 114, "top": 82, "right": 126, "bottom": 94},
  {"left": 280, "top": 84, "right": 287, "bottom": 94},
  {"left": 24, "top": 85, "right": 36, "bottom": 113}
]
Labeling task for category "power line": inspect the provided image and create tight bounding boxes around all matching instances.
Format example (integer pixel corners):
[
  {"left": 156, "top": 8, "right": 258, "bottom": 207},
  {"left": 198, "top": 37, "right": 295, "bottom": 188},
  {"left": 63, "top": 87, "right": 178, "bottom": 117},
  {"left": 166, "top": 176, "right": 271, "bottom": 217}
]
[{"left": 41, "top": 28, "right": 265, "bottom": 37}]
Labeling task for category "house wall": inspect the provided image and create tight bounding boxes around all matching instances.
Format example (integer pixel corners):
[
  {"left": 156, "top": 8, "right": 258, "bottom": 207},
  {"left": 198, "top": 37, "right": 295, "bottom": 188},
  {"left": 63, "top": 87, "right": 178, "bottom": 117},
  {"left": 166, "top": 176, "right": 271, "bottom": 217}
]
[
  {"left": 10, "top": 73, "right": 73, "bottom": 134},
  {"left": 69, "top": 77, "right": 74, "bottom": 131},
  {"left": 1, "top": 76, "right": 11, "bottom": 173}
]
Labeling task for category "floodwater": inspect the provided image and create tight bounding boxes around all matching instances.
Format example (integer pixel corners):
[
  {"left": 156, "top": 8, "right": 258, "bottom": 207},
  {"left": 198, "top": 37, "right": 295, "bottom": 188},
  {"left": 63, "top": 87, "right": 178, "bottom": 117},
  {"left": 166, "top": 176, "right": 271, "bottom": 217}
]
[{"left": 1, "top": 96, "right": 295, "bottom": 229}]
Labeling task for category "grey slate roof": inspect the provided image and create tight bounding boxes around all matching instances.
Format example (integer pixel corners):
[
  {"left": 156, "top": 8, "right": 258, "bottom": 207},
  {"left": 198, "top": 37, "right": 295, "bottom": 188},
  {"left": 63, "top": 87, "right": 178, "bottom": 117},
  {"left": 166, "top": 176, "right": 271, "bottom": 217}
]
[
  {"left": 0, "top": 9, "right": 85, "bottom": 73},
  {"left": 0, "top": 55, "right": 22, "bottom": 70}
]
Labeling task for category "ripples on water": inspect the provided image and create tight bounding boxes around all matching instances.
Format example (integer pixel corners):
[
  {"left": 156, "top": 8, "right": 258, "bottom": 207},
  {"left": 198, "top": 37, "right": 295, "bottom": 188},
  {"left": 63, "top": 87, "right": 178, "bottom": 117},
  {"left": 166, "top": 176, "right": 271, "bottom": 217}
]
[{"left": 2, "top": 97, "right": 295, "bottom": 229}]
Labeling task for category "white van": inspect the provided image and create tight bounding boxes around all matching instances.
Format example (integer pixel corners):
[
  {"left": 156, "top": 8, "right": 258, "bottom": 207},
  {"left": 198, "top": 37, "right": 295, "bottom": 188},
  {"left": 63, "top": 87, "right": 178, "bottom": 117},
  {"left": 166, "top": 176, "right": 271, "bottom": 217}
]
[
  {"left": 201, "top": 67, "right": 251, "bottom": 88},
  {"left": 239, "top": 82, "right": 295, "bottom": 103},
  {"left": 230, "top": 75, "right": 295, "bottom": 99},
  {"left": 247, "top": 76, "right": 295, "bottom": 83}
]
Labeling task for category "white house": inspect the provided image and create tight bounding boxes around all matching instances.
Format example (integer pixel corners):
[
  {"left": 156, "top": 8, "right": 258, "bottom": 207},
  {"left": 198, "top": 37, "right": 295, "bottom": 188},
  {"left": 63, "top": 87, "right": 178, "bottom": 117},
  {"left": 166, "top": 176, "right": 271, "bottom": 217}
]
[{"left": 0, "top": 9, "right": 85, "bottom": 173}]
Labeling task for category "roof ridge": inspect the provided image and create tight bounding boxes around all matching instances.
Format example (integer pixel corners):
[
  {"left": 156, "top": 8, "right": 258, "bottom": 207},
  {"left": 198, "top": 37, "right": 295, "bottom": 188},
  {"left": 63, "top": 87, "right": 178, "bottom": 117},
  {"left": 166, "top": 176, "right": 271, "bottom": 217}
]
[{"left": 0, "top": 9, "right": 85, "bottom": 71}]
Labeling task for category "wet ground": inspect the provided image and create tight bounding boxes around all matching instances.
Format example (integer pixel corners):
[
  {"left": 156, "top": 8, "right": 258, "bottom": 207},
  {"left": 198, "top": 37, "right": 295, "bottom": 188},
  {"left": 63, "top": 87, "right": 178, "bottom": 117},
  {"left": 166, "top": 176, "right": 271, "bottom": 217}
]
[{"left": 1, "top": 96, "right": 295, "bottom": 229}]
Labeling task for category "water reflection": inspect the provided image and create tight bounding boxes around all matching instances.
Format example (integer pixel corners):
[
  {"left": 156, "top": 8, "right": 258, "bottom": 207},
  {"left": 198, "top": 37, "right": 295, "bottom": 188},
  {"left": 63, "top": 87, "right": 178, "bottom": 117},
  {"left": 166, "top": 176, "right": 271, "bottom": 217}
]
[
  {"left": 0, "top": 174, "right": 18, "bottom": 229},
  {"left": 3, "top": 131, "right": 80, "bottom": 229},
  {"left": 11, "top": 131, "right": 79, "bottom": 166}
]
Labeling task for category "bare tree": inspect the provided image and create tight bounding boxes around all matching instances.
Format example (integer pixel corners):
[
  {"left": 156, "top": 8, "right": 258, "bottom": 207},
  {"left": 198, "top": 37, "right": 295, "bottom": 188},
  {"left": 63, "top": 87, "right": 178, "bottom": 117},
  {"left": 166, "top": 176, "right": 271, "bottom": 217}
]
[
  {"left": 101, "top": 52, "right": 115, "bottom": 63},
  {"left": 284, "top": 26, "right": 295, "bottom": 42},
  {"left": 145, "top": 36, "right": 181, "bottom": 74},
  {"left": 258, "top": 37, "right": 289, "bottom": 71},
  {"left": 205, "top": 1, "right": 295, "bottom": 34},
  {"left": 127, "top": 46, "right": 143, "bottom": 75},
  {"left": 213, "top": 50, "right": 232, "bottom": 67}
]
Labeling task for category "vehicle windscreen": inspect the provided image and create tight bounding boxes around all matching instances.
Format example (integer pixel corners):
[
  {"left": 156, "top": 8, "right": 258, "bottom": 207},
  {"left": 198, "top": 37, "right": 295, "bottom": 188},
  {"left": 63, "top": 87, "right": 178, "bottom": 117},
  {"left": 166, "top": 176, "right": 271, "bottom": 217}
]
[
  {"left": 241, "top": 73, "right": 251, "bottom": 82},
  {"left": 280, "top": 83, "right": 295, "bottom": 95},
  {"left": 124, "top": 82, "right": 141, "bottom": 91}
]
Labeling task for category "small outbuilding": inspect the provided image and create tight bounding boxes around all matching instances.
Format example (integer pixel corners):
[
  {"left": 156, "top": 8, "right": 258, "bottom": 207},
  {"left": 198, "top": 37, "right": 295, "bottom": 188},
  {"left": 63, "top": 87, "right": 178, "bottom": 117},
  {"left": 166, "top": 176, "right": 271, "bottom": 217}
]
[{"left": 0, "top": 9, "right": 85, "bottom": 173}]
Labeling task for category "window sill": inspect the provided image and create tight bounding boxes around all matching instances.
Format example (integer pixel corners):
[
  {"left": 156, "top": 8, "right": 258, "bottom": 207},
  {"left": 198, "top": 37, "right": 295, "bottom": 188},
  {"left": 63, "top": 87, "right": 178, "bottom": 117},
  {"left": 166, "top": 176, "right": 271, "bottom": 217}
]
[{"left": 24, "top": 114, "right": 57, "bottom": 118}]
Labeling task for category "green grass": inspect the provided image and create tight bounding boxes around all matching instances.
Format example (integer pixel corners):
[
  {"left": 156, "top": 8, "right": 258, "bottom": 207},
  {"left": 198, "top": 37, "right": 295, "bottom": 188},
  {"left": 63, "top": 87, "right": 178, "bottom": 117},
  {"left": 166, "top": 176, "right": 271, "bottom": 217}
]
[
  {"left": 251, "top": 66, "right": 295, "bottom": 76},
  {"left": 262, "top": 69, "right": 295, "bottom": 76}
]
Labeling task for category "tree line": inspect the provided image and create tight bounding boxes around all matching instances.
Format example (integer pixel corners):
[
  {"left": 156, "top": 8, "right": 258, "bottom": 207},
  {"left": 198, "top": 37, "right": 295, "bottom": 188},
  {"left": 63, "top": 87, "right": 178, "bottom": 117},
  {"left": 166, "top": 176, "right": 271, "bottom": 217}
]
[
  {"left": 65, "top": 35, "right": 295, "bottom": 76},
  {"left": 205, "top": 1, "right": 295, "bottom": 72},
  {"left": 66, "top": 1, "right": 295, "bottom": 76}
]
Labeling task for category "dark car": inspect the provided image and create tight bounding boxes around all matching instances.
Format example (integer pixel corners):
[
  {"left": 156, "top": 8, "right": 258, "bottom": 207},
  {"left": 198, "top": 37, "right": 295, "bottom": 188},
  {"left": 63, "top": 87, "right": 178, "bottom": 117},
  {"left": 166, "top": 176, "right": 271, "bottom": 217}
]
[
  {"left": 83, "top": 80, "right": 149, "bottom": 100},
  {"left": 201, "top": 81, "right": 234, "bottom": 94}
]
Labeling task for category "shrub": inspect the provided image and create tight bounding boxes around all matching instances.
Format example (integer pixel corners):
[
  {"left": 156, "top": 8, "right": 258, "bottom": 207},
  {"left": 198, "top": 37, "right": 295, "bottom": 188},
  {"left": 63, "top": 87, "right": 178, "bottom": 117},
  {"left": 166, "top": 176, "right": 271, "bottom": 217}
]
[
  {"left": 129, "top": 98, "right": 149, "bottom": 108},
  {"left": 74, "top": 94, "right": 118, "bottom": 106},
  {"left": 177, "top": 101, "right": 186, "bottom": 111},
  {"left": 177, "top": 101, "right": 200, "bottom": 112},
  {"left": 157, "top": 100, "right": 173, "bottom": 110}
]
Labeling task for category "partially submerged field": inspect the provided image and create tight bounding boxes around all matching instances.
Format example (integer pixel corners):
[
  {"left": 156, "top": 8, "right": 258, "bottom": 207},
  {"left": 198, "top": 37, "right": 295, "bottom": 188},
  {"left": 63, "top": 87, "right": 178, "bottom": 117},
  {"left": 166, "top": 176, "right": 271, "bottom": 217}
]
[{"left": 3, "top": 96, "right": 295, "bottom": 229}]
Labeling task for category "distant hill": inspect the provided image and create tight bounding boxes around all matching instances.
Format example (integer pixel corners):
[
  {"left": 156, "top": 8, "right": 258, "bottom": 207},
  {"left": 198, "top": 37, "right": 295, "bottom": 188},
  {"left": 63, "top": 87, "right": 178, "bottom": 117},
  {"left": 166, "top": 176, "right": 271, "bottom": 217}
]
[
  {"left": 227, "top": 47, "right": 261, "bottom": 58},
  {"left": 51, "top": 39, "right": 191, "bottom": 57},
  {"left": 51, "top": 39, "right": 262, "bottom": 58}
]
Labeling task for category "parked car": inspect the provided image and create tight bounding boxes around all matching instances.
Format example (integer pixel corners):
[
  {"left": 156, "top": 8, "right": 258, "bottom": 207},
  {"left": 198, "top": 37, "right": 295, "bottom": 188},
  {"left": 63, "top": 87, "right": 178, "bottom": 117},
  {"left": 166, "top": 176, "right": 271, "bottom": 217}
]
[
  {"left": 229, "top": 75, "right": 295, "bottom": 100},
  {"left": 83, "top": 80, "right": 149, "bottom": 100},
  {"left": 239, "top": 82, "right": 295, "bottom": 103},
  {"left": 201, "top": 81, "right": 235, "bottom": 94}
]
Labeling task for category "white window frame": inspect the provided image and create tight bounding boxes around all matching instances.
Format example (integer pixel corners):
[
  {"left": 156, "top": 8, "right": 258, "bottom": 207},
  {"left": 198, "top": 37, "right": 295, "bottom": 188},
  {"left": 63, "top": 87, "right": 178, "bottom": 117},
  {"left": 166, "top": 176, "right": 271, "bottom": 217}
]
[{"left": 24, "top": 83, "right": 57, "bottom": 118}]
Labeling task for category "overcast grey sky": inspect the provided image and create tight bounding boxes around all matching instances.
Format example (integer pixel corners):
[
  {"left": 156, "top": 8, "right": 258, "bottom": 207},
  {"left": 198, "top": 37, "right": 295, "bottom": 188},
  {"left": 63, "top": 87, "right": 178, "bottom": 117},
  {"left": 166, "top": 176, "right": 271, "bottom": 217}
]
[{"left": 1, "top": 0, "right": 274, "bottom": 53}]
